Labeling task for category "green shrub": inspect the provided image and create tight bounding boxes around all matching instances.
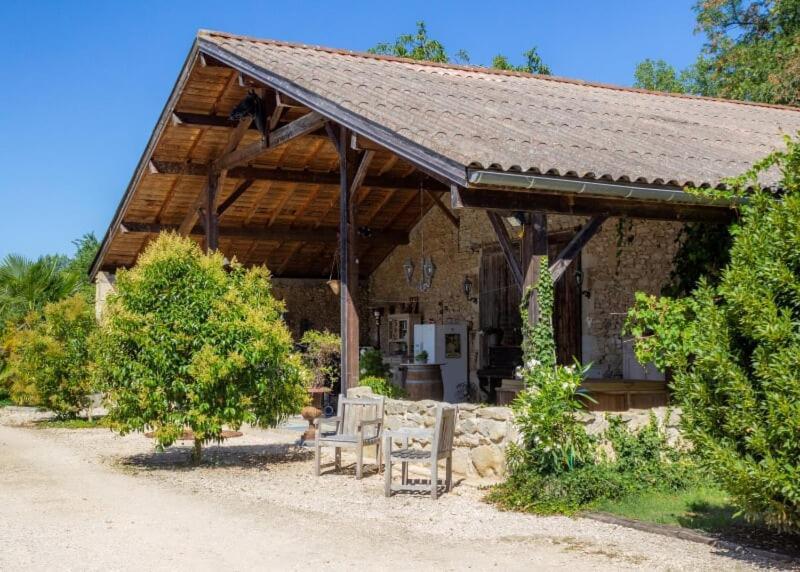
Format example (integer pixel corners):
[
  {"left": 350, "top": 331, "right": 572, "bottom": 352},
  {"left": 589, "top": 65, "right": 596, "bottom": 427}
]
[
  {"left": 92, "top": 233, "right": 308, "bottom": 464},
  {"left": 300, "top": 329, "right": 340, "bottom": 389},
  {"left": 626, "top": 137, "right": 800, "bottom": 532},
  {"left": 489, "top": 414, "right": 699, "bottom": 514},
  {"left": 507, "top": 259, "right": 595, "bottom": 476},
  {"left": 359, "top": 347, "right": 391, "bottom": 379},
  {"left": 490, "top": 259, "right": 696, "bottom": 515},
  {"left": 4, "top": 294, "right": 95, "bottom": 416},
  {"left": 360, "top": 375, "right": 406, "bottom": 399}
]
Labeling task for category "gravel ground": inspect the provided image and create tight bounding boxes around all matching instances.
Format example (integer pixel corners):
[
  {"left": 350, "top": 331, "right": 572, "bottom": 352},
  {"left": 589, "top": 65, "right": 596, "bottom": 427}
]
[{"left": 0, "top": 407, "right": 792, "bottom": 571}]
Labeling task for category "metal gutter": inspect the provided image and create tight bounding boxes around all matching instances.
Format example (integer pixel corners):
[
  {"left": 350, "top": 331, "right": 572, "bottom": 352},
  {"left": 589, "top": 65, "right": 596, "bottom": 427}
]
[{"left": 467, "top": 170, "right": 732, "bottom": 207}]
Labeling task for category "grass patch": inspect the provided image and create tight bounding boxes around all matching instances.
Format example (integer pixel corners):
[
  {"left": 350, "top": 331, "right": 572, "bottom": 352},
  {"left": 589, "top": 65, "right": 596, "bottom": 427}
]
[
  {"left": 36, "top": 416, "right": 111, "bottom": 429},
  {"left": 594, "top": 485, "right": 800, "bottom": 556},
  {"left": 594, "top": 486, "right": 737, "bottom": 531}
]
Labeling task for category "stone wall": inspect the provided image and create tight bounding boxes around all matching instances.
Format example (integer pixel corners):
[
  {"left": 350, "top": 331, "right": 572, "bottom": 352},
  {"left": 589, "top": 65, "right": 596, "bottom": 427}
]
[
  {"left": 271, "top": 278, "right": 358, "bottom": 339},
  {"left": 351, "top": 386, "right": 681, "bottom": 484},
  {"left": 368, "top": 203, "right": 682, "bottom": 381}
]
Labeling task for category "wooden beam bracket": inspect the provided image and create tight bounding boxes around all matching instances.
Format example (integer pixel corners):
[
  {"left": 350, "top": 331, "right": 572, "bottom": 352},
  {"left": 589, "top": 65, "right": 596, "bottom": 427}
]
[
  {"left": 549, "top": 215, "right": 608, "bottom": 282},
  {"left": 486, "top": 211, "right": 523, "bottom": 291}
]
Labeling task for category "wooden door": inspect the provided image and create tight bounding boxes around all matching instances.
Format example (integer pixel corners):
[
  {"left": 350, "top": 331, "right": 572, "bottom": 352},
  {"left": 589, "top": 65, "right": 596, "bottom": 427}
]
[
  {"left": 479, "top": 247, "right": 522, "bottom": 346},
  {"left": 549, "top": 239, "right": 582, "bottom": 365}
]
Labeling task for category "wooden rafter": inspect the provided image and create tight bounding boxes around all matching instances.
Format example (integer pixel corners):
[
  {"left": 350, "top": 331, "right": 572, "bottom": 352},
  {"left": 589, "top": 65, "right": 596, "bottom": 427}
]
[
  {"left": 486, "top": 211, "right": 523, "bottom": 290},
  {"left": 549, "top": 215, "right": 608, "bottom": 282},
  {"left": 214, "top": 111, "right": 326, "bottom": 172},
  {"left": 120, "top": 222, "right": 409, "bottom": 245},
  {"left": 216, "top": 179, "right": 255, "bottom": 218}
]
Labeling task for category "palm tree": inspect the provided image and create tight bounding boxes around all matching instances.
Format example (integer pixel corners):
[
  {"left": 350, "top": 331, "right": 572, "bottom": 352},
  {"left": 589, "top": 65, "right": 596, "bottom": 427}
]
[{"left": 0, "top": 254, "right": 78, "bottom": 328}]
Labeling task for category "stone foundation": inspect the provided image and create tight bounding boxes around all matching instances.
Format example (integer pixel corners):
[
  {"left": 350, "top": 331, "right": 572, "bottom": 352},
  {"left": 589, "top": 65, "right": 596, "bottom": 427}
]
[{"left": 350, "top": 386, "right": 681, "bottom": 484}]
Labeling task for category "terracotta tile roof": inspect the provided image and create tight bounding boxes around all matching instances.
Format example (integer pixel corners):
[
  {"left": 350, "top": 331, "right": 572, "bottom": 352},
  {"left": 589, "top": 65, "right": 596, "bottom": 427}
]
[{"left": 198, "top": 30, "right": 800, "bottom": 189}]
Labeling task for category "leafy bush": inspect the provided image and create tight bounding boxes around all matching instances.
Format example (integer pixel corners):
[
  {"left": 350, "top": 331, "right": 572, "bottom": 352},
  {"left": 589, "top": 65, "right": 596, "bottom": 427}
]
[
  {"left": 300, "top": 330, "right": 340, "bottom": 389},
  {"left": 626, "top": 137, "right": 800, "bottom": 532},
  {"left": 490, "top": 258, "right": 696, "bottom": 515},
  {"left": 489, "top": 414, "right": 699, "bottom": 515},
  {"left": 92, "top": 233, "right": 308, "bottom": 463},
  {"left": 4, "top": 294, "right": 95, "bottom": 416},
  {"left": 359, "top": 375, "right": 406, "bottom": 399},
  {"left": 359, "top": 347, "right": 391, "bottom": 379}
]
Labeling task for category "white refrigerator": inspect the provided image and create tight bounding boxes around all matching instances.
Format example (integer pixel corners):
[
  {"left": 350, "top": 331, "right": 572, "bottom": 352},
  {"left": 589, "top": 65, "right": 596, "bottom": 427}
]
[{"left": 413, "top": 323, "right": 469, "bottom": 403}]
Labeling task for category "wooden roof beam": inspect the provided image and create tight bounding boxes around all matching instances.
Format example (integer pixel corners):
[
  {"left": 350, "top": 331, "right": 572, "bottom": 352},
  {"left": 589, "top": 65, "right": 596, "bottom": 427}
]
[
  {"left": 148, "top": 160, "right": 449, "bottom": 191},
  {"left": 214, "top": 111, "right": 327, "bottom": 172},
  {"left": 120, "top": 222, "right": 409, "bottom": 245},
  {"left": 451, "top": 186, "right": 732, "bottom": 223}
]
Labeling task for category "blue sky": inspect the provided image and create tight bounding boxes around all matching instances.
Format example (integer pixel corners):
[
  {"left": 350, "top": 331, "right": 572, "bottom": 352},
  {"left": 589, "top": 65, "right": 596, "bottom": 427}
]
[{"left": 0, "top": 0, "right": 705, "bottom": 260}]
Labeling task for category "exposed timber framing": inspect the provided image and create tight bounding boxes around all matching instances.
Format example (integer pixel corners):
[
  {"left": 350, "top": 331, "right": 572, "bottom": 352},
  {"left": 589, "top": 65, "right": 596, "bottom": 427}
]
[
  {"left": 148, "top": 160, "right": 447, "bottom": 191},
  {"left": 216, "top": 179, "right": 255, "bottom": 217},
  {"left": 214, "top": 111, "right": 326, "bottom": 172},
  {"left": 197, "top": 41, "right": 468, "bottom": 188},
  {"left": 486, "top": 211, "right": 523, "bottom": 290},
  {"left": 119, "top": 222, "right": 408, "bottom": 245},
  {"left": 203, "top": 171, "right": 220, "bottom": 251},
  {"left": 450, "top": 186, "right": 732, "bottom": 223},
  {"left": 549, "top": 216, "right": 608, "bottom": 282},
  {"left": 178, "top": 115, "right": 254, "bottom": 236},
  {"left": 330, "top": 123, "right": 371, "bottom": 394}
]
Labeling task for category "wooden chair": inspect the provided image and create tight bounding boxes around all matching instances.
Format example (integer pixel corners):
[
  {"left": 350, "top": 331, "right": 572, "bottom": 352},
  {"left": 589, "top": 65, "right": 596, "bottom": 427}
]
[
  {"left": 383, "top": 404, "right": 457, "bottom": 500},
  {"left": 314, "top": 396, "right": 385, "bottom": 479}
]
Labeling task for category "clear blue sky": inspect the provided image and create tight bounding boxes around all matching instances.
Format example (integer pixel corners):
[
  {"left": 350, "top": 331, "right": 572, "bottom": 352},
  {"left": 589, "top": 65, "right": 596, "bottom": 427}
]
[{"left": 0, "top": 0, "right": 704, "bottom": 260}]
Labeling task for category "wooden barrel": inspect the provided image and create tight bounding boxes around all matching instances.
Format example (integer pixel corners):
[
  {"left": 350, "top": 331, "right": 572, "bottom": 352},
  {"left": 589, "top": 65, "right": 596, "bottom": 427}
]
[{"left": 404, "top": 364, "right": 444, "bottom": 401}]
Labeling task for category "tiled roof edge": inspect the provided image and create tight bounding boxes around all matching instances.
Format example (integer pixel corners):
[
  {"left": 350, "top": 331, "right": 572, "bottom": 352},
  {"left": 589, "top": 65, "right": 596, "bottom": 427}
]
[{"left": 198, "top": 29, "right": 800, "bottom": 114}]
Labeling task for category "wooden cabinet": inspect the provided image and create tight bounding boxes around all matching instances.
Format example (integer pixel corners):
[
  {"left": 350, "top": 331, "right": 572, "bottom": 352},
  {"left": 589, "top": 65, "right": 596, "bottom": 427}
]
[{"left": 387, "top": 313, "right": 420, "bottom": 356}]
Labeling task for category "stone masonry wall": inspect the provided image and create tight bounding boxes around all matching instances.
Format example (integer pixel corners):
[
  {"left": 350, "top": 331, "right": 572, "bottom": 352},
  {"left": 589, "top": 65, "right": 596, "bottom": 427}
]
[
  {"left": 368, "top": 203, "right": 682, "bottom": 381},
  {"left": 351, "top": 386, "right": 681, "bottom": 484}
]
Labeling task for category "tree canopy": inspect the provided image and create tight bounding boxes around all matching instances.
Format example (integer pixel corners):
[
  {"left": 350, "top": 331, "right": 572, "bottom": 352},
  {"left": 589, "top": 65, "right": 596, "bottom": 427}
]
[
  {"left": 370, "top": 21, "right": 551, "bottom": 74},
  {"left": 634, "top": 1, "right": 800, "bottom": 105}
]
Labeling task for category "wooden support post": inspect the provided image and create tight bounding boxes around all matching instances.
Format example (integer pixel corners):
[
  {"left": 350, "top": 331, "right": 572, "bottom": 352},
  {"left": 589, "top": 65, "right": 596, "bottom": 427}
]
[
  {"left": 204, "top": 171, "right": 219, "bottom": 252},
  {"left": 334, "top": 124, "right": 368, "bottom": 394},
  {"left": 521, "top": 212, "right": 548, "bottom": 325}
]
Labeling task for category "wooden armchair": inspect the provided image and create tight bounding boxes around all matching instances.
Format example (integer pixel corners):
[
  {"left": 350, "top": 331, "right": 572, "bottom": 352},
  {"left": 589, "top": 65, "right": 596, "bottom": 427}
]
[
  {"left": 314, "top": 396, "right": 385, "bottom": 479},
  {"left": 383, "top": 404, "right": 457, "bottom": 499}
]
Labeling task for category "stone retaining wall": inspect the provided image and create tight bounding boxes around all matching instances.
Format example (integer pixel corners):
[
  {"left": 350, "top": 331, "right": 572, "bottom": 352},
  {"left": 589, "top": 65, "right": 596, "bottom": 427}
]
[{"left": 350, "top": 386, "right": 681, "bottom": 484}]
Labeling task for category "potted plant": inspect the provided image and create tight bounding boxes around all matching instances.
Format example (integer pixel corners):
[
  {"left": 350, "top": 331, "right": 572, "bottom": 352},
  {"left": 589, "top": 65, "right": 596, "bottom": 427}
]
[{"left": 414, "top": 349, "right": 429, "bottom": 364}]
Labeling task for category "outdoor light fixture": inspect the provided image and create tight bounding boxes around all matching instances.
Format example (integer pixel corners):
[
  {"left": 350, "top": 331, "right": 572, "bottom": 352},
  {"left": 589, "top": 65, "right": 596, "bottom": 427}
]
[
  {"left": 403, "top": 259, "right": 415, "bottom": 285},
  {"left": 463, "top": 276, "right": 472, "bottom": 298}
]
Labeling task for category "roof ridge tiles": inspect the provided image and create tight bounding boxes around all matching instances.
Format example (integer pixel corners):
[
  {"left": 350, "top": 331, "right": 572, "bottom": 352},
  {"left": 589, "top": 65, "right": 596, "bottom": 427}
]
[{"left": 197, "top": 29, "right": 800, "bottom": 114}]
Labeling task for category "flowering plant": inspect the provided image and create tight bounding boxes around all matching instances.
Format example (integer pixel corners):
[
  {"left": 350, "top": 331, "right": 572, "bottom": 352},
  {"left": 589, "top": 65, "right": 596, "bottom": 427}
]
[{"left": 508, "top": 258, "right": 594, "bottom": 475}]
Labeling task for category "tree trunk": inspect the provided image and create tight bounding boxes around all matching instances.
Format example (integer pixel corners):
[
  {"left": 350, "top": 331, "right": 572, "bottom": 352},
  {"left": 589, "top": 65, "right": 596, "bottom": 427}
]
[{"left": 191, "top": 438, "right": 203, "bottom": 466}]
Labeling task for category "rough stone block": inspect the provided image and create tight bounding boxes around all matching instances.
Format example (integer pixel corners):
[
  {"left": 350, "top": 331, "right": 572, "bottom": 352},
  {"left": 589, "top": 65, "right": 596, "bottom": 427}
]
[
  {"left": 476, "top": 406, "right": 512, "bottom": 421},
  {"left": 470, "top": 445, "right": 505, "bottom": 478}
]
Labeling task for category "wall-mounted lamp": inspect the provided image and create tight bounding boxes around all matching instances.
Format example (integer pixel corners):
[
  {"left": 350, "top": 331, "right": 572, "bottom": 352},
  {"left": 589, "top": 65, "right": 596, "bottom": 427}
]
[
  {"left": 575, "top": 269, "right": 591, "bottom": 299},
  {"left": 463, "top": 275, "right": 478, "bottom": 303}
]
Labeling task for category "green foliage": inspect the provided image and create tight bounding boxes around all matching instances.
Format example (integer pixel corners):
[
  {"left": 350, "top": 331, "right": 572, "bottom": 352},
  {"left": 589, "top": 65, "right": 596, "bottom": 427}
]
[
  {"left": 633, "top": 0, "right": 800, "bottom": 105},
  {"left": 359, "top": 375, "right": 406, "bottom": 399},
  {"left": 633, "top": 59, "right": 687, "bottom": 93},
  {"left": 370, "top": 21, "right": 550, "bottom": 74},
  {"left": 36, "top": 416, "right": 111, "bottom": 429},
  {"left": 4, "top": 294, "right": 96, "bottom": 416},
  {"left": 491, "top": 48, "right": 551, "bottom": 75},
  {"left": 300, "top": 329, "right": 340, "bottom": 389},
  {"left": 359, "top": 347, "right": 390, "bottom": 379},
  {"left": 626, "top": 137, "right": 800, "bottom": 532},
  {"left": 489, "top": 414, "right": 699, "bottom": 514},
  {"left": 662, "top": 222, "right": 732, "bottom": 297},
  {"left": 91, "top": 233, "right": 308, "bottom": 463},
  {"left": 369, "top": 21, "right": 448, "bottom": 62},
  {"left": 509, "top": 258, "right": 594, "bottom": 476}
]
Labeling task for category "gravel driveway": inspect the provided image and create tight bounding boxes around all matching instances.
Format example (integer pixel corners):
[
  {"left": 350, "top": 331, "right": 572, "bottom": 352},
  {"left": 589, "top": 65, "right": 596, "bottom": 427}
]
[{"left": 0, "top": 408, "right": 786, "bottom": 571}]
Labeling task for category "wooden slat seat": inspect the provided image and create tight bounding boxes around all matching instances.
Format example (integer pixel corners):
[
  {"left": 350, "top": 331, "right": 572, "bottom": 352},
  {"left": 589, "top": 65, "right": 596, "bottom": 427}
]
[{"left": 314, "top": 396, "right": 385, "bottom": 479}]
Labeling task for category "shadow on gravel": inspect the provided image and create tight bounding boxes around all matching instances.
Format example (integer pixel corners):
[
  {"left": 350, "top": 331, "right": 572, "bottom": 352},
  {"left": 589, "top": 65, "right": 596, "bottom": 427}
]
[{"left": 120, "top": 442, "right": 313, "bottom": 471}]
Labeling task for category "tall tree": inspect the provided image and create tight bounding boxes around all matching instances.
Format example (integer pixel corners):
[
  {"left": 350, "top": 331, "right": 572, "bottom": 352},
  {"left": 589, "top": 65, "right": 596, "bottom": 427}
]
[
  {"left": 370, "top": 21, "right": 551, "bottom": 74},
  {"left": 633, "top": 1, "right": 800, "bottom": 105}
]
